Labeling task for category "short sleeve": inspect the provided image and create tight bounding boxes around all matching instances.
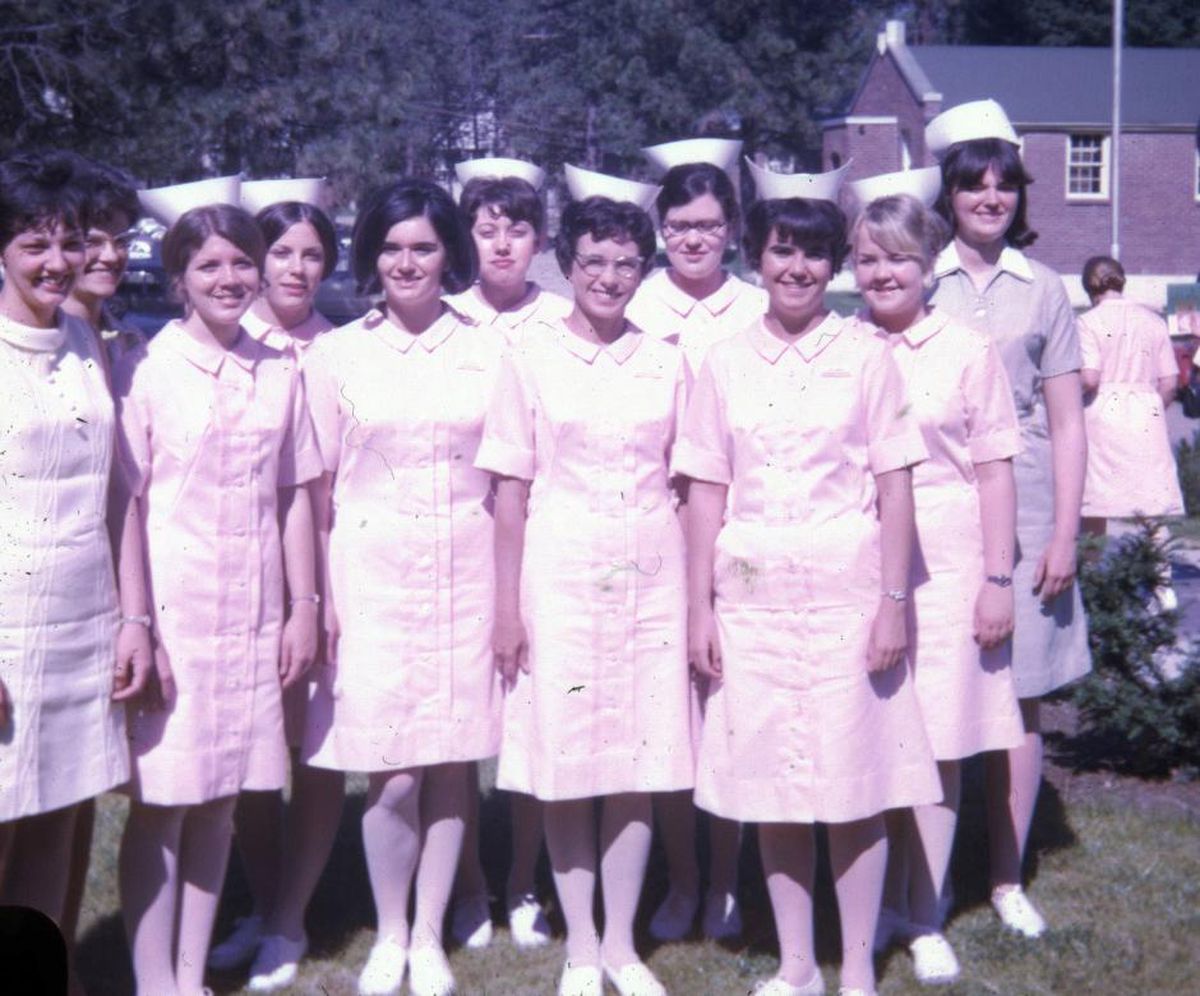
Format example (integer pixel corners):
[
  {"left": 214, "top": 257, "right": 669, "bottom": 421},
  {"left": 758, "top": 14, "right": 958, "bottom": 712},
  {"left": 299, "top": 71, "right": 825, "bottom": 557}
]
[
  {"left": 1078, "top": 312, "right": 1102, "bottom": 371},
  {"left": 962, "top": 336, "right": 1022, "bottom": 464},
  {"left": 671, "top": 351, "right": 733, "bottom": 485},
  {"left": 863, "top": 342, "right": 928, "bottom": 475},
  {"left": 277, "top": 372, "right": 323, "bottom": 487},
  {"left": 1037, "top": 271, "right": 1083, "bottom": 378},
  {"left": 475, "top": 348, "right": 536, "bottom": 481},
  {"left": 302, "top": 339, "right": 342, "bottom": 473},
  {"left": 113, "top": 344, "right": 152, "bottom": 497}
]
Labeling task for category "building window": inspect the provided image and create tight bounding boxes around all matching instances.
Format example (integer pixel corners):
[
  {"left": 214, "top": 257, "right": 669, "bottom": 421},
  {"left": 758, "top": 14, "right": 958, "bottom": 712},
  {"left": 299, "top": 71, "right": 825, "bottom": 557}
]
[{"left": 1066, "top": 134, "right": 1109, "bottom": 199}]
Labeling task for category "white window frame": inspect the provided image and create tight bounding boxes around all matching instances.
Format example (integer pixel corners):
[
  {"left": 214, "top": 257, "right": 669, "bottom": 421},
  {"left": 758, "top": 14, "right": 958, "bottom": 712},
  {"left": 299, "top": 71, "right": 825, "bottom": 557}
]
[{"left": 1065, "top": 133, "right": 1110, "bottom": 201}]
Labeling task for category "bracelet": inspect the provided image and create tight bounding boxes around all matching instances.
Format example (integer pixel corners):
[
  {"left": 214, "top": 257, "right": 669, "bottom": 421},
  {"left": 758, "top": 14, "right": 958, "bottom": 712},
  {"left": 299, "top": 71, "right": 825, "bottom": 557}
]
[
  {"left": 986, "top": 574, "right": 1013, "bottom": 588},
  {"left": 882, "top": 589, "right": 908, "bottom": 603},
  {"left": 121, "top": 614, "right": 153, "bottom": 628},
  {"left": 290, "top": 593, "right": 321, "bottom": 606}
]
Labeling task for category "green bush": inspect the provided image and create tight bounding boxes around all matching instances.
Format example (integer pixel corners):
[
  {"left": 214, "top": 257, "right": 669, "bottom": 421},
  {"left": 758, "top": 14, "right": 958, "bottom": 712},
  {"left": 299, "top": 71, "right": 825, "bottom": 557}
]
[
  {"left": 1075, "top": 519, "right": 1200, "bottom": 777},
  {"left": 1175, "top": 429, "right": 1200, "bottom": 516}
]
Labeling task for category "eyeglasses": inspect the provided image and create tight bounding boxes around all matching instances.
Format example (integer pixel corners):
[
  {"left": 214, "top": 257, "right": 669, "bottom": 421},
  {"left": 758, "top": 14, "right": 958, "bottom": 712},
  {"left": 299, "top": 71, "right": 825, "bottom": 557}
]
[
  {"left": 85, "top": 230, "right": 138, "bottom": 254},
  {"left": 661, "top": 220, "right": 727, "bottom": 241},
  {"left": 573, "top": 254, "right": 644, "bottom": 280}
]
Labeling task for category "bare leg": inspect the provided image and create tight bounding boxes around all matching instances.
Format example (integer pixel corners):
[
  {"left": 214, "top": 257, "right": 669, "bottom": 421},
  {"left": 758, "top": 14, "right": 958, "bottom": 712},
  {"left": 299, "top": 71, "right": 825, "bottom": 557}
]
[
  {"left": 880, "top": 809, "right": 910, "bottom": 918},
  {"left": 543, "top": 797, "right": 600, "bottom": 967},
  {"left": 758, "top": 822, "right": 817, "bottom": 987},
  {"left": 231, "top": 789, "right": 283, "bottom": 920},
  {"left": 411, "top": 762, "right": 468, "bottom": 950},
  {"left": 598, "top": 792, "right": 652, "bottom": 969},
  {"left": 362, "top": 768, "right": 424, "bottom": 945},
  {"left": 507, "top": 791, "right": 545, "bottom": 898},
  {"left": 120, "top": 801, "right": 185, "bottom": 996},
  {"left": 986, "top": 698, "right": 1042, "bottom": 891},
  {"left": 909, "top": 760, "right": 961, "bottom": 929},
  {"left": 264, "top": 762, "right": 345, "bottom": 939},
  {"left": 4, "top": 804, "right": 79, "bottom": 925},
  {"left": 827, "top": 815, "right": 887, "bottom": 993},
  {"left": 175, "top": 797, "right": 236, "bottom": 995}
]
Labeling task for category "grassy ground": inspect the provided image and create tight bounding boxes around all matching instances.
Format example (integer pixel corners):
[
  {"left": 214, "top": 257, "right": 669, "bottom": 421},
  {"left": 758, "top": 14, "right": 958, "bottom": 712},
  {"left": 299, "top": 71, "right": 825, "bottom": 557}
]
[{"left": 74, "top": 760, "right": 1200, "bottom": 995}]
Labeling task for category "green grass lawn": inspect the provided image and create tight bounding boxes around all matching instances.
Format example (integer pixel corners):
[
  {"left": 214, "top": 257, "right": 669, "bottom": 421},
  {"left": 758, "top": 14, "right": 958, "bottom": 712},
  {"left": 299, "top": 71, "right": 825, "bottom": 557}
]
[{"left": 73, "top": 762, "right": 1200, "bottom": 995}]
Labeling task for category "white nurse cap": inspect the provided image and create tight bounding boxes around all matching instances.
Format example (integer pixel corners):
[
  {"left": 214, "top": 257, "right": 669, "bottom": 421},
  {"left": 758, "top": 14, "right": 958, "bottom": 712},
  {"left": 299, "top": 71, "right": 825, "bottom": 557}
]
[
  {"left": 744, "top": 157, "right": 851, "bottom": 203},
  {"left": 563, "top": 164, "right": 660, "bottom": 210},
  {"left": 241, "top": 177, "right": 327, "bottom": 214},
  {"left": 846, "top": 166, "right": 942, "bottom": 209},
  {"left": 925, "top": 99, "right": 1019, "bottom": 158},
  {"left": 641, "top": 138, "right": 742, "bottom": 175},
  {"left": 455, "top": 157, "right": 546, "bottom": 189},
  {"left": 138, "top": 176, "right": 241, "bottom": 227}
]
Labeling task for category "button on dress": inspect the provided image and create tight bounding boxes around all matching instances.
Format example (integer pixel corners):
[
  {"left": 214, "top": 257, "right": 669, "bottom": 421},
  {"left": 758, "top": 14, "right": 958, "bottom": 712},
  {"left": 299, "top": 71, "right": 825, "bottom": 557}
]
[
  {"left": 931, "top": 245, "right": 1091, "bottom": 698},
  {"left": 879, "top": 310, "right": 1026, "bottom": 760},
  {"left": 115, "top": 322, "right": 322, "bottom": 805},
  {"left": 0, "top": 313, "right": 128, "bottom": 820},
  {"left": 301, "top": 308, "right": 503, "bottom": 773},
  {"left": 627, "top": 269, "right": 767, "bottom": 378},
  {"left": 673, "top": 315, "right": 941, "bottom": 824},
  {"left": 475, "top": 321, "right": 695, "bottom": 801},
  {"left": 444, "top": 283, "right": 571, "bottom": 345},
  {"left": 1078, "top": 298, "right": 1183, "bottom": 518}
]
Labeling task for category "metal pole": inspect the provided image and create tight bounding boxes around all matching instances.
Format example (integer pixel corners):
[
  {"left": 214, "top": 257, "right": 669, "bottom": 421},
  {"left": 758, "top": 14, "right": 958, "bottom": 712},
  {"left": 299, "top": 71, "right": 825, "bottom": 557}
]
[{"left": 1112, "top": 0, "right": 1123, "bottom": 260}]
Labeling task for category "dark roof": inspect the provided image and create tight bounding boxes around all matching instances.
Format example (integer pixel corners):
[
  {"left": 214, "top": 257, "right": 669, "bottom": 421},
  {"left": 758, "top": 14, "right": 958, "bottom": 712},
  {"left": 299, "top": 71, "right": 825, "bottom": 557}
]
[{"left": 911, "top": 45, "right": 1200, "bottom": 128}]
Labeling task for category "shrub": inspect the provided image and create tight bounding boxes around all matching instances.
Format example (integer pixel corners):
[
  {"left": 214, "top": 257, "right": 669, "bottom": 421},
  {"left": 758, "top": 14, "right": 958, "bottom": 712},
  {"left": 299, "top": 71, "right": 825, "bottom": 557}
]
[
  {"left": 1074, "top": 519, "right": 1200, "bottom": 778},
  {"left": 1175, "top": 429, "right": 1200, "bottom": 516}
]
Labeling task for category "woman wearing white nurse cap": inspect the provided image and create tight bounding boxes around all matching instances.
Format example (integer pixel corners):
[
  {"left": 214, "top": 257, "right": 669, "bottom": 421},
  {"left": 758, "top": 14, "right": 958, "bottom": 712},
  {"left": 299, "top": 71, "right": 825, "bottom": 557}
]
[
  {"left": 925, "top": 99, "right": 1019, "bottom": 159},
  {"left": 455, "top": 157, "right": 546, "bottom": 190},
  {"left": 846, "top": 165, "right": 942, "bottom": 211},
  {"left": 240, "top": 177, "right": 328, "bottom": 214},
  {"left": 138, "top": 175, "right": 241, "bottom": 227},
  {"left": 563, "top": 163, "right": 659, "bottom": 210},
  {"left": 642, "top": 138, "right": 742, "bottom": 175},
  {"left": 744, "top": 157, "right": 852, "bottom": 203}
]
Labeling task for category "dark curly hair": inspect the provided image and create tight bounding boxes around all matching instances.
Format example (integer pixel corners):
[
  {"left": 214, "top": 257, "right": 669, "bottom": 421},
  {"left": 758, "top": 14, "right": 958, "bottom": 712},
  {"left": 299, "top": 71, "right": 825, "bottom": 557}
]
[{"left": 554, "top": 196, "right": 656, "bottom": 277}]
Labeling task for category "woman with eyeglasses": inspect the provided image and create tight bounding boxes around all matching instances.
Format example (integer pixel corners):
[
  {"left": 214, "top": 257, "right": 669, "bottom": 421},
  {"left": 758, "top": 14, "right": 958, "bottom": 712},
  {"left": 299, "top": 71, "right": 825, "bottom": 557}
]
[
  {"left": 629, "top": 149, "right": 765, "bottom": 944},
  {"left": 477, "top": 192, "right": 693, "bottom": 996}
]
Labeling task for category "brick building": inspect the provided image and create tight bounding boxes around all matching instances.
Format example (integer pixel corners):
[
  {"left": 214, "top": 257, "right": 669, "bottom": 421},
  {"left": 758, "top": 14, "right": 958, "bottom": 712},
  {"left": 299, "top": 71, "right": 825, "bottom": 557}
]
[{"left": 823, "top": 21, "right": 1200, "bottom": 305}]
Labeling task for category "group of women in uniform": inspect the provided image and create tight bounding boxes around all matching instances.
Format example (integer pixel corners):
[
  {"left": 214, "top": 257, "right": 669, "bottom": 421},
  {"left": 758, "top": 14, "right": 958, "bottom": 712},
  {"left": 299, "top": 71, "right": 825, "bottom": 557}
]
[{"left": 1, "top": 94, "right": 1183, "bottom": 996}]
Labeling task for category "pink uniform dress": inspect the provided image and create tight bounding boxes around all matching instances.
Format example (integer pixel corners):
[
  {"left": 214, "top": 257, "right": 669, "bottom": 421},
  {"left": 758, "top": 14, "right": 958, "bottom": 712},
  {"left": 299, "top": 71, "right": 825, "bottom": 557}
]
[
  {"left": 444, "top": 282, "right": 572, "bottom": 345},
  {"left": 627, "top": 269, "right": 767, "bottom": 378},
  {"left": 1079, "top": 298, "right": 1184, "bottom": 517},
  {"left": 115, "top": 321, "right": 322, "bottom": 805},
  {"left": 880, "top": 310, "right": 1026, "bottom": 760},
  {"left": 242, "top": 306, "right": 335, "bottom": 746},
  {"left": 301, "top": 307, "right": 503, "bottom": 773},
  {"left": 0, "top": 313, "right": 128, "bottom": 821},
  {"left": 673, "top": 314, "right": 942, "bottom": 824},
  {"left": 475, "top": 320, "right": 695, "bottom": 801}
]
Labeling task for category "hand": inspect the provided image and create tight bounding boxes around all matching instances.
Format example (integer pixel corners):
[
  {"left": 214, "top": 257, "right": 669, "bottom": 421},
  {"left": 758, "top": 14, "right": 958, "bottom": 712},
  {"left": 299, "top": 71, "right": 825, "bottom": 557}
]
[
  {"left": 687, "top": 605, "right": 722, "bottom": 679},
  {"left": 1032, "top": 533, "right": 1077, "bottom": 602},
  {"left": 866, "top": 597, "right": 907, "bottom": 672},
  {"left": 112, "top": 621, "right": 153, "bottom": 702},
  {"left": 493, "top": 609, "right": 529, "bottom": 684},
  {"left": 145, "top": 638, "right": 176, "bottom": 711},
  {"left": 279, "top": 602, "right": 318, "bottom": 689},
  {"left": 974, "top": 581, "right": 1015, "bottom": 650},
  {"left": 0, "top": 676, "right": 9, "bottom": 728}
]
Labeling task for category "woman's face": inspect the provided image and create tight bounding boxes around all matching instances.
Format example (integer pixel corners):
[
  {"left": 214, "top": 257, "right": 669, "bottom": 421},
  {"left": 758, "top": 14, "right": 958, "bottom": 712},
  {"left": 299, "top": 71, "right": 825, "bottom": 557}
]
[
  {"left": 471, "top": 205, "right": 536, "bottom": 293},
  {"left": 75, "top": 212, "right": 134, "bottom": 304},
  {"left": 759, "top": 228, "right": 833, "bottom": 326},
  {"left": 263, "top": 221, "right": 326, "bottom": 319},
  {"left": 181, "top": 233, "right": 259, "bottom": 329},
  {"left": 950, "top": 165, "right": 1019, "bottom": 249},
  {"left": 852, "top": 228, "right": 928, "bottom": 332},
  {"left": 661, "top": 191, "right": 729, "bottom": 284},
  {"left": 376, "top": 214, "right": 446, "bottom": 314},
  {"left": 0, "top": 220, "right": 85, "bottom": 325},
  {"left": 568, "top": 232, "right": 645, "bottom": 326}
]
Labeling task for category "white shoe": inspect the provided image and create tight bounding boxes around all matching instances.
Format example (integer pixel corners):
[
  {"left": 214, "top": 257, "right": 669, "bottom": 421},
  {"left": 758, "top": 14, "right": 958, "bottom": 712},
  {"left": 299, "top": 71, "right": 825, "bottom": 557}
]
[
  {"left": 991, "top": 885, "right": 1047, "bottom": 938},
  {"left": 603, "top": 960, "right": 667, "bottom": 996},
  {"left": 909, "top": 932, "right": 960, "bottom": 985},
  {"left": 247, "top": 932, "right": 308, "bottom": 991},
  {"left": 357, "top": 935, "right": 407, "bottom": 996},
  {"left": 872, "top": 906, "right": 909, "bottom": 954},
  {"left": 449, "top": 893, "right": 493, "bottom": 949},
  {"left": 507, "top": 892, "right": 551, "bottom": 948},
  {"left": 837, "top": 988, "right": 877, "bottom": 996},
  {"left": 408, "top": 945, "right": 456, "bottom": 996},
  {"left": 702, "top": 890, "right": 742, "bottom": 940},
  {"left": 207, "top": 914, "right": 263, "bottom": 970},
  {"left": 558, "top": 962, "right": 603, "bottom": 996},
  {"left": 752, "top": 970, "right": 825, "bottom": 995},
  {"left": 648, "top": 888, "right": 698, "bottom": 941}
]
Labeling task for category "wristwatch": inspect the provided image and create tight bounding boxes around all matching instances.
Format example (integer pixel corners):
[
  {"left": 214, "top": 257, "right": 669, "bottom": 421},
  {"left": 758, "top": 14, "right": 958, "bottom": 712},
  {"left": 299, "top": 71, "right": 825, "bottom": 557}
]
[{"left": 986, "top": 574, "right": 1013, "bottom": 588}]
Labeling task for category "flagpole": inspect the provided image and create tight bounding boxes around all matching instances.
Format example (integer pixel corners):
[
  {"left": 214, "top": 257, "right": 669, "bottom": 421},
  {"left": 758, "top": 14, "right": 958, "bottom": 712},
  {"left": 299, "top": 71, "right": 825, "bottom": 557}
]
[{"left": 1112, "top": 0, "right": 1123, "bottom": 259}]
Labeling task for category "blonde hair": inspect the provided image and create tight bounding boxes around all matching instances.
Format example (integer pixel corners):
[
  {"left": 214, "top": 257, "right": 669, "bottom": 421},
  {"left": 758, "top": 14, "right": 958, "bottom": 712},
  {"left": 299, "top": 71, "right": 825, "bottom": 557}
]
[{"left": 850, "top": 194, "right": 949, "bottom": 272}]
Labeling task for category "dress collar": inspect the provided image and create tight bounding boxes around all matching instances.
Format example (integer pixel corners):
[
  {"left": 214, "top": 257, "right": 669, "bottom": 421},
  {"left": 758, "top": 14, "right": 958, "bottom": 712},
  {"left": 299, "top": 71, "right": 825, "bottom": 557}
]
[
  {"left": 650, "top": 269, "right": 743, "bottom": 318},
  {"left": 748, "top": 311, "right": 845, "bottom": 364},
  {"left": 161, "top": 320, "right": 261, "bottom": 374},
  {"left": 366, "top": 305, "right": 463, "bottom": 354},
  {"left": 934, "top": 241, "right": 1034, "bottom": 283},
  {"left": 0, "top": 310, "right": 66, "bottom": 353},
  {"left": 552, "top": 319, "right": 644, "bottom": 365}
]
